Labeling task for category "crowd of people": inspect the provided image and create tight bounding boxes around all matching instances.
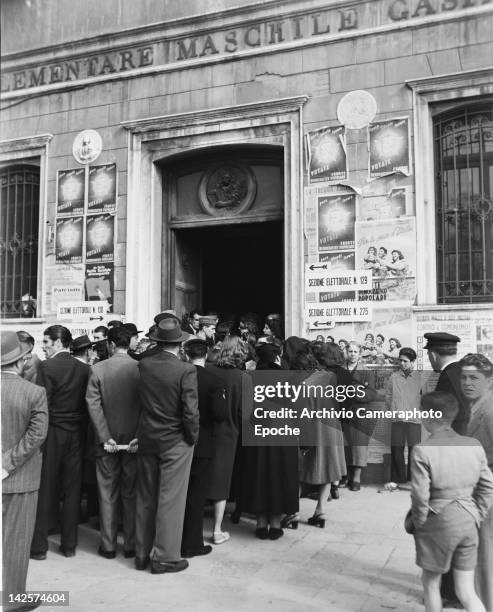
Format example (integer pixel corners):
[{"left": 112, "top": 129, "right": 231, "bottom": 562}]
[{"left": 1, "top": 310, "right": 493, "bottom": 612}]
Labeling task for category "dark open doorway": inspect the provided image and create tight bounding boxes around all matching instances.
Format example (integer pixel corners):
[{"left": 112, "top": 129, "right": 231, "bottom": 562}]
[{"left": 173, "top": 221, "right": 283, "bottom": 320}]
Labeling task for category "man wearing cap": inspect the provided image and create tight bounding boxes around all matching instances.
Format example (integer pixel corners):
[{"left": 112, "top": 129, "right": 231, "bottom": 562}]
[
  {"left": 2, "top": 332, "right": 48, "bottom": 610},
  {"left": 181, "top": 337, "right": 228, "bottom": 558},
  {"left": 31, "top": 325, "right": 91, "bottom": 560},
  {"left": 424, "top": 332, "right": 468, "bottom": 434},
  {"left": 86, "top": 326, "right": 140, "bottom": 560},
  {"left": 135, "top": 317, "right": 199, "bottom": 574},
  {"left": 424, "top": 331, "right": 469, "bottom": 606}
]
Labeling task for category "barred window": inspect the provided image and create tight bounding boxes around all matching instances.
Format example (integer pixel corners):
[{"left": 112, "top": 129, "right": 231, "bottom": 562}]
[
  {"left": 434, "top": 104, "right": 493, "bottom": 304},
  {"left": 0, "top": 164, "right": 40, "bottom": 318}
]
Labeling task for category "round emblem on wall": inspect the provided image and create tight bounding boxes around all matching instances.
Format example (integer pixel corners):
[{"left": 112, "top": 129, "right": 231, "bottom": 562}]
[
  {"left": 337, "top": 90, "right": 378, "bottom": 130},
  {"left": 198, "top": 164, "right": 257, "bottom": 216},
  {"left": 72, "top": 129, "right": 103, "bottom": 165}
]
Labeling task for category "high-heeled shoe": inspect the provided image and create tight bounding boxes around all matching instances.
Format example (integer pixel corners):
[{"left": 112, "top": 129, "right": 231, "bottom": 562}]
[
  {"left": 307, "top": 513, "right": 326, "bottom": 528},
  {"left": 330, "top": 484, "right": 340, "bottom": 500},
  {"left": 280, "top": 514, "right": 299, "bottom": 530}
]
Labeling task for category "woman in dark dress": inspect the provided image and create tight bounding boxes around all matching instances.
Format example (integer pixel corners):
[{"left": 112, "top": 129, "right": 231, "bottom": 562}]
[
  {"left": 207, "top": 335, "right": 250, "bottom": 545},
  {"left": 240, "top": 342, "right": 299, "bottom": 540}
]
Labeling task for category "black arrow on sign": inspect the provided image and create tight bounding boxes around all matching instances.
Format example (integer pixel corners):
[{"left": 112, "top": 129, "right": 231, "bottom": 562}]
[
  {"left": 309, "top": 264, "right": 328, "bottom": 271},
  {"left": 90, "top": 316, "right": 104, "bottom": 321},
  {"left": 312, "top": 320, "right": 333, "bottom": 328}
]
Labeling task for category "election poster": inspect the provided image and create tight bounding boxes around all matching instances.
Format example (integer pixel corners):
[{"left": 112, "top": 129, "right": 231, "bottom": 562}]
[
  {"left": 319, "top": 251, "right": 355, "bottom": 269},
  {"left": 88, "top": 164, "right": 117, "bottom": 214},
  {"left": 85, "top": 262, "right": 114, "bottom": 308},
  {"left": 55, "top": 216, "right": 83, "bottom": 264},
  {"left": 307, "top": 125, "right": 347, "bottom": 183},
  {"left": 318, "top": 194, "right": 356, "bottom": 252},
  {"left": 57, "top": 168, "right": 85, "bottom": 216},
  {"left": 356, "top": 217, "right": 416, "bottom": 302},
  {"left": 368, "top": 117, "right": 411, "bottom": 179},
  {"left": 358, "top": 186, "right": 408, "bottom": 221},
  {"left": 85, "top": 214, "right": 115, "bottom": 263}
]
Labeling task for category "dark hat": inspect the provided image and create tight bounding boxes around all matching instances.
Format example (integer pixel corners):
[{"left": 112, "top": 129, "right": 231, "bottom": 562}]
[
  {"left": 148, "top": 317, "right": 190, "bottom": 343},
  {"left": 256, "top": 342, "right": 281, "bottom": 364},
  {"left": 122, "top": 323, "right": 143, "bottom": 335},
  {"left": 1, "top": 331, "right": 32, "bottom": 366},
  {"left": 199, "top": 316, "right": 217, "bottom": 326},
  {"left": 154, "top": 311, "right": 181, "bottom": 325},
  {"left": 423, "top": 332, "right": 461, "bottom": 350},
  {"left": 183, "top": 337, "right": 208, "bottom": 352},
  {"left": 145, "top": 324, "right": 157, "bottom": 338},
  {"left": 72, "top": 335, "right": 93, "bottom": 352}
]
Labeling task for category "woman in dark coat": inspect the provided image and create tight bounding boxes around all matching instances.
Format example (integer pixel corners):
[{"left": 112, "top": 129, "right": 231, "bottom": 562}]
[
  {"left": 240, "top": 342, "right": 299, "bottom": 539},
  {"left": 207, "top": 335, "right": 250, "bottom": 545}
]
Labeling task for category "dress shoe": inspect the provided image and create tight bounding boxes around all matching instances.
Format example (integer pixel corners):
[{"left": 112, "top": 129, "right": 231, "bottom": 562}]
[
  {"left": 339, "top": 475, "right": 348, "bottom": 488},
  {"left": 98, "top": 546, "right": 116, "bottom": 559},
  {"left": 30, "top": 551, "right": 47, "bottom": 560},
  {"left": 330, "top": 484, "right": 340, "bottom": 499},
  {"left": 307, "top": 513, "right": 326, "bottom": 528},
  {"left": 135, "top": 556, "right": 150, "bottom": 570},
  {"left": 151, "top": 559, "right": 189, "bottom": 574},
  {"left": 268, "top": 528, "right": 284, "bottom": 540},
  {"left": 349, "top": 481, "right": 361, "bottom": 492},
  {"left": 255, "top": 527, "right": 269, "bottom": 539},
  {"left": 59, "top": 546, "right": 76, "bottom": 557},
  {"left": 280, "top": 514, "right": 299, "bottom": 530},
  {"left": 124, "top": 549, "right": 135, "bottom": 558},
  {"left": 181, "top": 545, "right": 212, "bottom": 558}
]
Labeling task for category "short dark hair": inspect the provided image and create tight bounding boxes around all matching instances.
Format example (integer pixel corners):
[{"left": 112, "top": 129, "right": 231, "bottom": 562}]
[
  {"left": 107, "top": 327, "right": 132, "bottom": 349},
  {"left": 184, "top": 343, "right": 208, "bottom": 360},
  {"left": 420, "top": 391, "right": 458, "bottom": 423},
  {"left": 17, "top": 330, "right": 35, "bottom": 346},
  {"left": 460, "top": 353, "right": 493, "bottom": 377},
  {"left": 429, "top": 345, "right": 457, "bottom": 357},
  {"left": 107, "top": 320, "right": 123, "bottom": 329},
  {"left": 389, "top": 337, "right": 401, "bottom": 348},
  {"left": 399, "top": 347, "right": 417, "bottom": 361},
  {"left": 94, "top": 325, "right": 108, "bottom": 337},
  {"left": 44, "top": 325, "right": 72, "bottom": 348}
]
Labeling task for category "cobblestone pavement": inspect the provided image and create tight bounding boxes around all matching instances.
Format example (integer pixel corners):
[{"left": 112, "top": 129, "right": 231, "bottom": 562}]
[{"left": 27, "top": 486, "right": 430, "bottom": 612}]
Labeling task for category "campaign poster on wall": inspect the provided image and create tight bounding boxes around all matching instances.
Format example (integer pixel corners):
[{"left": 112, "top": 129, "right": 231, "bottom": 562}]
[
  {"left": 319, "top": 251, "right": 355, "bottom": 269},
  {"left": 355, "top": 217, "right": 416, "bottom": 302},
  {"left": 57, "top": 169, "right": 85, "bottom": 216},
  {"left": 368, "top": 117, "right": 411, "bottom": 179},
  {"left": 358, "top": 186, "right": 408, "bottom": 221},
  {"left": 85, "top": 263, "right": 114, "bottom": 308},
  {"left": 88, "top": 164, "right": 117, "bottom": 214},
  {"left": 55, "top": 216, "right": 83, "bottom": 264},
  {"left": 307, "top": 125, "right": 347, "bottom": 183},
  {"left": 318, "top": 194, "right": 356, "bottom": 252},
  {"left": 85, "top": 214, "right": 115, "bottom": 263}
]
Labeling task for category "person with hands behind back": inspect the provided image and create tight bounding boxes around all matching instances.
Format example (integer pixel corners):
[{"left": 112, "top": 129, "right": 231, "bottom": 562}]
[
  {"left": 86, "top": 326, "right": 140, "bottom": 560},
  {"left": 406, "top": 391, "right": 493, "bottom": 612}
]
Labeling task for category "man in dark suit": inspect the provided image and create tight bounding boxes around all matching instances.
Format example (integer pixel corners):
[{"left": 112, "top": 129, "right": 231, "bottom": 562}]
[
  {"left": 86, "top": 326, "right": 140, "bottom": 559},
  {"left": 425, "top": 332, "right": 468, "bottom": 434},
  {"left": 30, "top": 325, "right": 90, "bottom": 559},
  {"left": 135, "top": 318, "right": 199, "bottom": 574},
  {"left": 2, "top": 332, "right": 48, "bottom": 611},
  {"left": 181, "top": 337, "right": 228, "bottom": 558}
]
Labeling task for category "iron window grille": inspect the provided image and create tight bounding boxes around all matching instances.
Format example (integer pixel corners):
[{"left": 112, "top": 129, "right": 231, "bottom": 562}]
[{"left": 0, "top": 165, "right": 40, "bottom": 318}]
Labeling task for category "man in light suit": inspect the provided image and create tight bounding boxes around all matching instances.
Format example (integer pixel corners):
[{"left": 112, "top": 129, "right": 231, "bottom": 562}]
[
  {"left": 30, "top": 325, "right": 90, "bottom": 559},
  {"left": 86, "top": 326, "right": 140, "bottom": 559},
  {"left": 2, "top": 332, "right": 48, "bottom": 611},
  {"left": 135, "top": 317, "right": 199, "bottom": 574}
]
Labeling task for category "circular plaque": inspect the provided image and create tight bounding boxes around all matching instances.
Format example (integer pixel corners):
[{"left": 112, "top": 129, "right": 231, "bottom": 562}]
[
  {"left": 337, "top": 90, "right": 377, "bottom": 130},
  {"left": 72, "top": 129, "right": 103, "bottom": 165},
  {"left": 198, "top": 164, "right": 257, "bottom": 216}
]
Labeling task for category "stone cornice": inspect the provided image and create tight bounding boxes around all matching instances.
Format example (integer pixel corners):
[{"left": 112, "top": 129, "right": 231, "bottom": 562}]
[
  {"left": 0, "top": 133, "right": 53, "bottom": 154},
  {"left": 406, "top": 67, "right": 493, "bottom": 94},
  {"left": 121, "top": 96, "right": 309, "bottom": 133}
]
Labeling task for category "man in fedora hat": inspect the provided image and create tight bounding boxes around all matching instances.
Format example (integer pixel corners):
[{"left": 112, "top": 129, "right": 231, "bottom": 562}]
[
  {"left": 135, "top": 317, "right": 199, "bottom": 574},
  {"left": 122, "top": 323, "right": 142, "bottom": 353},
  {"left": 2, "top": 332, "right": 48, "bottom": 611},
  {"left": 31, "top": 325, "right": 90, "bottom": 560},
  {"left": 71, "top": 335, "right": 93, "bottom": 364},
  {"left": 86, "top": 326, "right": 140, "bottom": 560}
]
